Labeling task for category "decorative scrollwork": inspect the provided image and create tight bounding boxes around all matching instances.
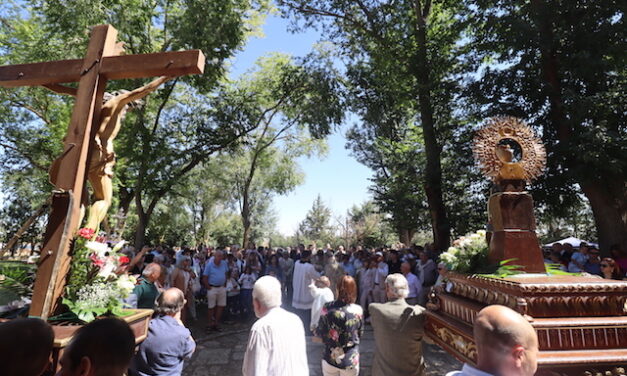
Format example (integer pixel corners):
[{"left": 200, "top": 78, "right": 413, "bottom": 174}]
[{"left": 473, "top": 116, "right": 546, "bottom": 183}]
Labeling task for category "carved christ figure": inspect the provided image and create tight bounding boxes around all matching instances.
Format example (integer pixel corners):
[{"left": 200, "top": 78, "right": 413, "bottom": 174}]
[{"left": 46, "top": 76, "right": 172, "bottom": 231}]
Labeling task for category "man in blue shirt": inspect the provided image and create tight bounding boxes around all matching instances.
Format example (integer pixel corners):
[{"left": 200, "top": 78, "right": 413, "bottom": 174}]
[
  {"left": 203, "top": 250, "right": 229, "bottom": 331},
  {"left": 341, "top": 253, "right": 356, "bottom": 277},
  {"left": 130, "top": 288, "right": 196, "bottom": 376}
]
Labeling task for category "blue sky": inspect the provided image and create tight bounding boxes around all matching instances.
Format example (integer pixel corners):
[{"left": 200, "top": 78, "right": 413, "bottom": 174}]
[{"left": 230, "top": 15, "right": 373, "bottom": 235}]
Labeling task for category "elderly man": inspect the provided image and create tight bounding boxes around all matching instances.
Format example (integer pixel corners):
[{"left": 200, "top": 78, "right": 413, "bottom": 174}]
[
  {"left": 401, "top": 262, "right": 421, "bottom": 305},
  {"left": 133, "top": 262, "right": 162, "bottom": 309},
  {"left": 57, "top": 318, "right": 135, "bottom": 376},
  {"left": 131, "top": 288, "right": 196, "bottom": 375},
  {"left": 0, "top": 318, "right": 54, "bottom": 376},
  {"left": 203, "top": 249, "right": 229, "bottom": 331},
  {"left": 446, "top": 305, "right": 539, "bottom": 376},
  {"left": 369, "top": 273, "right": 426, "bottom": 376},
  {"left": 243, "top": 276, "right": 309, "bottom": 376}
]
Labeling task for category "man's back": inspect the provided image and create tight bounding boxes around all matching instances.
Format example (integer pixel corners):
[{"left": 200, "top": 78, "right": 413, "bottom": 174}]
[
  {"left": 131, "top": 315, "right": 195, "bottom": 376},
  {"left": 369, "top": 299, "right": 426, "bottom": 376},
  {"left": 292, "top": 261, "right": 318, "bottom": 309},
  {"left": 243, "top": 307, "right": 309, "bottom": 376}
]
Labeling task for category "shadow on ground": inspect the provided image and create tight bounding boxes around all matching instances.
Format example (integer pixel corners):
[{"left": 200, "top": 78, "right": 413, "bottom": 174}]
[{"left": 182, "top": 304, "right": 461, "bottom": 376}]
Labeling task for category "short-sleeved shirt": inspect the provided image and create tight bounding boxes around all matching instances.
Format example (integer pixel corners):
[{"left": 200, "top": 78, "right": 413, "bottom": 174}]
[
  {"left": 568, "top": 252, "right": 588, "bottom": 273},
  {"left": 315, "top": 300, "right": 364, "bottom": 370},
  {"left": 204, "top": 260, "right": 228, "bottom": 286},
  {"left": 131, "top": 315, "right": 195, "bottom": 376},
  {"left": 133, "top": 279, "right": 159, "bottom": 309}
]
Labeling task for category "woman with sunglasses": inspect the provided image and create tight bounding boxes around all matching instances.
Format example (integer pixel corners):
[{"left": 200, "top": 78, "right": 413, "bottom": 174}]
[{"left": 600, "top": 258, "right": 625, "bottom": 280}]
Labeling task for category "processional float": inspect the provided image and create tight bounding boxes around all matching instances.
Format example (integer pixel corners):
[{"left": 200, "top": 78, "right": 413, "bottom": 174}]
[{"left": 426, "top": 117, "right": 627, "bottom": 375}]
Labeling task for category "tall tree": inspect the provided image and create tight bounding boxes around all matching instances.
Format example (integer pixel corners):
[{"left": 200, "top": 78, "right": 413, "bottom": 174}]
[
  {"left": 298, "top": 195, "right": 335, "bottom": 245},
  {"left": 279, "top": 0, "right": 470, "bottom": 250},
  {"left": 207, "top": 53, "right": 342, "bottom": 247},
  {"left": 345, "top": 201, "right": 397, "bottom": 248},
  {"left": 0, "top": 0, "right": 272, "bottom": 248},
  {"left": 463, "top": 0, "right": 626, "bottom": 252}
]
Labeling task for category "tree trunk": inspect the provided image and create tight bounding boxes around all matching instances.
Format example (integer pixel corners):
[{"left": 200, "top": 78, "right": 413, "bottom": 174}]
[
  {"left": 398, "top": 228, "right": 416, "bottom": 247},
  {"left": 242, "top": 202, "right": 252, "bottom": 249},
  {"left": 580, "top": 181, "right": 627, "bottom": 254},
  {"left": 114, "top": 188, "right": 134, "bottom": 235},
  {"left": 531, "top": 0, "right": 627, "bottom": 253},
  {"left": 412, "top": 0, "right": 451, "bottom": 252},
  {"left": 134, "top": 212, "right": 147, "bottom": 249}
]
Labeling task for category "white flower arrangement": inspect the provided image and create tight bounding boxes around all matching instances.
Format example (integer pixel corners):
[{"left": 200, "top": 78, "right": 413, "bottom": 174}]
[{"left": 439, "top": 230, "right": 489, "bottom": 274}]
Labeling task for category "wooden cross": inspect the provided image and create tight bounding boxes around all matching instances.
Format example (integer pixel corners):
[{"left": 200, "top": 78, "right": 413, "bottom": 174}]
[{"left": 0, "top": 25, "right": 205, "bottom": 319}]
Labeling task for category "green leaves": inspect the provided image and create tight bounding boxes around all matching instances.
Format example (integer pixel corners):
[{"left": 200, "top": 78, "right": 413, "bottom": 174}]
[{"left": 298, "top": 195, "right": 335, "bottom": 245}]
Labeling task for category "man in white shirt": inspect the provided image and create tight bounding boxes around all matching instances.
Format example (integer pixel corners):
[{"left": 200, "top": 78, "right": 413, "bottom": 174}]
[
  {"left": 401, "top": 262, "right": 421, "bottom": 305},
  {"left": 292, "top": 250, "right": 320, "bottom": 330},
  {"left": 446, "top": 305, "right": 538, "bottom": 376},
  {"left": 243, "top": 276, "right": 309, "bottom": 376}
]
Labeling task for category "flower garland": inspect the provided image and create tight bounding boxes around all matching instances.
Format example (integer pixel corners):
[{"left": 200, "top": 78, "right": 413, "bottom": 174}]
[{"left": 63, "top": 228, "right": 135, "bottom": 322}]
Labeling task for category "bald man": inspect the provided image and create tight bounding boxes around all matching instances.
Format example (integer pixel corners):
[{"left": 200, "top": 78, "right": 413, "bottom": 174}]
[
  {"left": 446, "top": 305, "right": 539, "bottom": 376},
  {"left": 131, "top": 288, "right": 196, "bottom": 375}
]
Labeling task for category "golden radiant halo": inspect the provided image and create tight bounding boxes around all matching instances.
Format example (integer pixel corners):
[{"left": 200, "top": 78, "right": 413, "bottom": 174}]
[{"left": 473, "top": 116, "right": 546, "bottom": 183}]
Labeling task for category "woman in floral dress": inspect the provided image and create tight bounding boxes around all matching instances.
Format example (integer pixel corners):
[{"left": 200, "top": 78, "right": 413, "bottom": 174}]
[{"left": 315, "top": 275, "right": 364, "bottom": 376}]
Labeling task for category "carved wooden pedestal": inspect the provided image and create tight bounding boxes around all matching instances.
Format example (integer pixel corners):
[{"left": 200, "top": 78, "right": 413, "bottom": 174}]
[
  {"left": 488, "top": 192, "right": 546, "bottom": 273},
  {"left": 426, "top": 274, "right": 627, "bottom": 375}
]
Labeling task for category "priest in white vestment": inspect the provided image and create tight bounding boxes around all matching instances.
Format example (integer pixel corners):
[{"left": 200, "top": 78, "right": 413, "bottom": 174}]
[
  {"left": 291, "top": 250, "right": 320, "bottom": 329},
  {"left": 243, "top": 276, "right": 309, "bottom": 376}
]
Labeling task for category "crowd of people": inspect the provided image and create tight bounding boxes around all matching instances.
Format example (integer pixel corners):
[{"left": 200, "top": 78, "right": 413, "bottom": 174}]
[
  {"left": 543, "top": 242, "right": 627, "bottom": 280},
  {"left": 2, "top": 239, "right": 625, "bottom": 376}
]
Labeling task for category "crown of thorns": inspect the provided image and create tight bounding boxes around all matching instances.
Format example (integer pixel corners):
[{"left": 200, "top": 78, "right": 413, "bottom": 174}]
[{"left": 473, "top": 116, "right": 546, "bottom": 182}]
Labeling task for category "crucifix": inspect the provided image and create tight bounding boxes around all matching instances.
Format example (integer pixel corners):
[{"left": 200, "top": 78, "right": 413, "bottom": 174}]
[{"left": 0, "top": 24, "right": 205, "bottom": 319}]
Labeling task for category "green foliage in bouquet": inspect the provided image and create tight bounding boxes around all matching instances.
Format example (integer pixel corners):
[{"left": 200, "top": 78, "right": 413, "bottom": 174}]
[
  {"left": 478, "top": 259, "right": 524, "bottom": 279},
  {"left": 545, "top": 263, "right": 581, "bottom": 276},
  {"left": 61, "top": 228, "right": 135, "bottom": 322}
]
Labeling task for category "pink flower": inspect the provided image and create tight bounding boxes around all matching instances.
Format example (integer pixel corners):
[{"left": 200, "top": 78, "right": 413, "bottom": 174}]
[
  {"left": 329, "top": 329, "right": 339, "bottom": 341},
  {"left": 90, "top": 253, "right": 105, "bottom": 268},
  {"left": 119, "top": 256, "right": 130, "bottom": 264},
  {"left": 77, "top": 228, "right": 95, "bottom": 239}
]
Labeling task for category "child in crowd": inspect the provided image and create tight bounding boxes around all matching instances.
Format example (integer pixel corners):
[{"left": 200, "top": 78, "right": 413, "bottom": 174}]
[
  {"left": 238, "top": 266, "right": 257, "bottom": 318},
  {"left": 226, "top": 270, "right": 241, "bottom": 319},
  {"left": 308, "top": 276, "right": 334, "bottom": 333}
]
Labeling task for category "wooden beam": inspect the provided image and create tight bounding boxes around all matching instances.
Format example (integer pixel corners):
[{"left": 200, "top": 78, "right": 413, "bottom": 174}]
[
  {"left": 0, "top": 50, "right": 205, "bottom": 88},
  {"left": 101, "top": 50, "right": 205, "bottom": 80},
  {"left": 29, "top": 25, "right": 119, "bottom": 319}
]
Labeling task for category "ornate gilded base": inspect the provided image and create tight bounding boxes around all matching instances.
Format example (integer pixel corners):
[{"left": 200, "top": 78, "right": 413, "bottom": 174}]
[{"left": 426, "top": 273, "right": 627, "bottom": 375}]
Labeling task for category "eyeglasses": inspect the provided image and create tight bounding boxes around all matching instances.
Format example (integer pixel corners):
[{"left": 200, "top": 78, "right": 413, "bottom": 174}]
[{"left": 600, "top": 264, "right": 610, "bottom": 268}]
